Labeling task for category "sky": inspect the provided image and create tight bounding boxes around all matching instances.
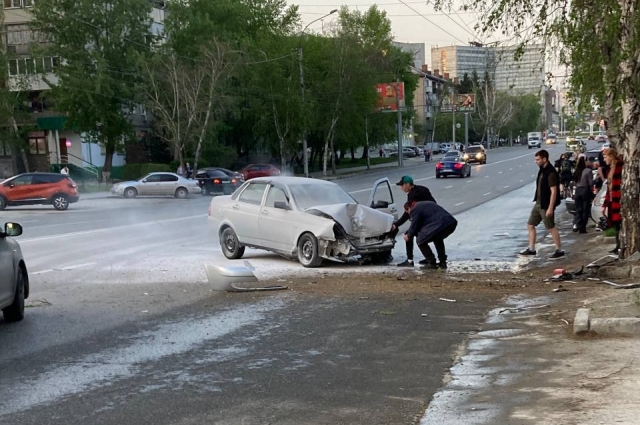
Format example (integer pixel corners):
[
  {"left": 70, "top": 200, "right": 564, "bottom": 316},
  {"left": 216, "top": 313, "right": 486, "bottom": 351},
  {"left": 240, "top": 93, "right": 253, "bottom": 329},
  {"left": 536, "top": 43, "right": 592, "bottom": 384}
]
[{"left": 288, "top": 0, "right": 493, "bottom": 67}]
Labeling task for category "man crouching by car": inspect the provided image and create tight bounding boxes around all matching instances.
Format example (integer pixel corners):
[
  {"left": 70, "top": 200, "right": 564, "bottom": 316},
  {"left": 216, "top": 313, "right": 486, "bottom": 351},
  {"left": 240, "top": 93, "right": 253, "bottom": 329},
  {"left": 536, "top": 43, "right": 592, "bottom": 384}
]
[{"left": 404, "top": 201, "right": 458, "bottom": 270}]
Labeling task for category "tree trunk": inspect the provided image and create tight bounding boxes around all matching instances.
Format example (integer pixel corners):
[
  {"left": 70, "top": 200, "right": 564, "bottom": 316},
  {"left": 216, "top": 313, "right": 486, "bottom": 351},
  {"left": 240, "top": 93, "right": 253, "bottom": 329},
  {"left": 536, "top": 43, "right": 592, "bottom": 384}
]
[
  {"left": 619, "top": 100, "right": 640, "bottom": 258},
  {"left": 10, "top": 117, "right": 29, "bottom": 173},
  {"left": 330, "top": 134, "right": 337, "bottom": 175},
  {"left": 322, "top": 117, "right": 339, "bottom": 177},
  {"left": 279, "top": 137, "right": 286, "bottom": 171}
]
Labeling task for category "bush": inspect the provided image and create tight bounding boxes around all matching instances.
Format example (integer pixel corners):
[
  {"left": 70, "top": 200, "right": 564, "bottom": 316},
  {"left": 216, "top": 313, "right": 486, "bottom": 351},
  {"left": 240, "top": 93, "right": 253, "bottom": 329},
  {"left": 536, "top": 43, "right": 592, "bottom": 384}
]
[{"left": 122, "top": 163, "right": 171, "bottom": 180}]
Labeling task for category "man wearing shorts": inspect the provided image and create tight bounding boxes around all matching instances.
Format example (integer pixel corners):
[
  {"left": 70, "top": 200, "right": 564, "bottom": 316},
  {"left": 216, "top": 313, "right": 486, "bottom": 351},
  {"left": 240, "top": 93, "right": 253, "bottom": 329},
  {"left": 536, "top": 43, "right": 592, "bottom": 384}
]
[{"left": 520, "top": 149, "right": 565, "bottom": 259}]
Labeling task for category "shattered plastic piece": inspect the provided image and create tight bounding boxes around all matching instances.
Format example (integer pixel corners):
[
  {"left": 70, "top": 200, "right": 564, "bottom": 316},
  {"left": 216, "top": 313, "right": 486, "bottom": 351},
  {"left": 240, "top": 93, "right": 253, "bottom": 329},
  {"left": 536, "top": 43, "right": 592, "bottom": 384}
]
[
  {"left": 421, "top": 313, "right": 428, "bottom": 317},
  {"left": 561, "top": 319, "right": 570, "bottom": 325},
  {"left": 554, "top": 288, "right": 568, "bottom": 292},
  {"left": 204, "top": 264, "right": 288, "bottom": 292},
  {"left": 439, "top": 298, "right": 456, "bottom": 303},
  {"left": 499, "top": 304, "right": 550, "bottom": 314},
  {"left": 586, "top": 255, "right": 619, "bottom": 268}
]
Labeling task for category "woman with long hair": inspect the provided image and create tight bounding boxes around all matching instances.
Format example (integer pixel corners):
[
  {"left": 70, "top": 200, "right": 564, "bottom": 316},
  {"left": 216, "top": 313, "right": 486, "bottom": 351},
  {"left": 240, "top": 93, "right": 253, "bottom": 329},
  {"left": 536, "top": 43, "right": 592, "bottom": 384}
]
[
  {"left": 602, "top": 148, "right": 624, "bottom": 254},
  {"left": 572, "top": 155, "right": 594, "bottom": 233}
]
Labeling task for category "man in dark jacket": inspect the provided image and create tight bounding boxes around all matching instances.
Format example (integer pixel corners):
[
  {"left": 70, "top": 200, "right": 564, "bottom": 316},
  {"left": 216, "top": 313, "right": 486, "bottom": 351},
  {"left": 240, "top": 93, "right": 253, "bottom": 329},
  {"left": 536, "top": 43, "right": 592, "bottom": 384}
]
[
  {"left": 405, "top": 201, "right": 457, "bottom": 270},
  {"left": 391, "top": 175, "right": 437, "bottom": 267},
  {"left": 520, "top": 149, "right": 564, "bottom": 259}
]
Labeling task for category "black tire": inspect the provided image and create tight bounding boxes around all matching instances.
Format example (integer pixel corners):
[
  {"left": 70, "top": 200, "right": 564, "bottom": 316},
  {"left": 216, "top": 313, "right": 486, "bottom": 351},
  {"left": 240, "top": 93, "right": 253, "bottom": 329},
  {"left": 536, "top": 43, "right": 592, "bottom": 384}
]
[
  {"left": 52, "top": 194, "right": 69, "bottom": 210},
  {"left": 297, "top": 233, "right": 323, "bottom": 268},
  {"left": 3, "top": 268, "right": 25, "bottom": 322},
  {"left": 220, "top": 227, "right": 245, "bottom": 259},
  {"left": 201, "top": 185, "right": 209, "bottom": 196},
  {"left": 436, "top": 174, "right": 441, "bottom": 179},
  {"left": 0, "top": 196, "right": 7, "bottom": 210},
  {"left": 175, "top": 187, "right": 188, "bottom": 199},
  {"left": 124, "top": 187, "right": 138, "bottom": 198}
]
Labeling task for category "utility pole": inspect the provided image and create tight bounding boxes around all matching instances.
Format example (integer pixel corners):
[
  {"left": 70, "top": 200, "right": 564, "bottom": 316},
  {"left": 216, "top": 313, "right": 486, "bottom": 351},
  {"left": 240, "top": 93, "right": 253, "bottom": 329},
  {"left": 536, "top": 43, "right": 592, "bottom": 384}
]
[
  {"left": 452, "top": 106, "right": 456, "bottom": 145},
  {"left": 396, "top": 76, "right": 403, "bottom": 167},
  {"left": 464, "top": 112, "right": 469, "bottom": 146},
  {"left": 365, "top": 115, "right": 371, "bottom": 170}
]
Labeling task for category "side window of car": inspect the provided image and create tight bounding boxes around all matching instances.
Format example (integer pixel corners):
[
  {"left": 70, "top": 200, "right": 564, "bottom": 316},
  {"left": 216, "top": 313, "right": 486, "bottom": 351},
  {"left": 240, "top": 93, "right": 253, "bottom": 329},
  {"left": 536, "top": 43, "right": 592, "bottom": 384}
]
[
  {"left": 265, "top": 186, "right": 288, "bottom": 208},
  {"left": 160, "top": 174, "right": 179, "bottom": 182},
  {"left": 145, "top": 175, "right": 161, "bottom": 183},
  {"left": 12, "top": 175, "right": 33, "bottom": 186},
  {"left": 238, "top": 183, "right": 267, "bottom": 205}
]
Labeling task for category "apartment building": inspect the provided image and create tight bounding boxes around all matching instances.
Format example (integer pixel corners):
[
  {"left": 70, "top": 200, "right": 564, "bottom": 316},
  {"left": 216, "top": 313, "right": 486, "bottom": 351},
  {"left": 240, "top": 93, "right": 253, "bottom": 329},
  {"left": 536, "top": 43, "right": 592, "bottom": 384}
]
[
  {"left": 430, "top": 44, "right": 488, "bottom": 81},
  {"left": 1, "top": 0, "right": 165, "bottom": 177}
]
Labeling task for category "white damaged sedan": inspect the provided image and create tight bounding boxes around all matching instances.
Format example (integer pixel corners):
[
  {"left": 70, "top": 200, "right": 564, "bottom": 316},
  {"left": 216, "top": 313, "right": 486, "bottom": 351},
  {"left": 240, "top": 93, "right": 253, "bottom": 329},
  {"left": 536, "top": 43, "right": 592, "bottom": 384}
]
[{"left": 207, "top": 176, "right": 398, "bottom": 267}]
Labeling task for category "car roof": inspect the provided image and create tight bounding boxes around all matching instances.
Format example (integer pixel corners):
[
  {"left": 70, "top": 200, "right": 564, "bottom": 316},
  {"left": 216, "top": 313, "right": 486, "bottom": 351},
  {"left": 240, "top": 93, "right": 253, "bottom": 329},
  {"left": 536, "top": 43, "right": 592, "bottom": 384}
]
[
  {"left": 148, "top": 172, "right": 180, "bottom": 176},
  {"left": 246, "top": 176, "right": 337, "bottom": 187}
]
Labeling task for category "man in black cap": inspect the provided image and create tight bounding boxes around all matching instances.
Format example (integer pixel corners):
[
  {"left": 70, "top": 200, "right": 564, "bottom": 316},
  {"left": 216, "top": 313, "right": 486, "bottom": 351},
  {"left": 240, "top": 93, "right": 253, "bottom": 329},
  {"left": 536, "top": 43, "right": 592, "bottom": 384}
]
[{"left": 391, "top": 175, "right": 438, "bottom": 268}]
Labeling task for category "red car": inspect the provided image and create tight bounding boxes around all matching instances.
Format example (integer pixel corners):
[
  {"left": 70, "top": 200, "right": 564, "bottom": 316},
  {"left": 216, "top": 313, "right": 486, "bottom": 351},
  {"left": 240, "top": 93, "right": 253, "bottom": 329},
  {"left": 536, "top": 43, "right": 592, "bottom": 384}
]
[
  {"left": 0, "top": 172, "right": 79, "bottom": 210},
  {"left": 239, "top": 164, "right": 281, "bottom": 180}
]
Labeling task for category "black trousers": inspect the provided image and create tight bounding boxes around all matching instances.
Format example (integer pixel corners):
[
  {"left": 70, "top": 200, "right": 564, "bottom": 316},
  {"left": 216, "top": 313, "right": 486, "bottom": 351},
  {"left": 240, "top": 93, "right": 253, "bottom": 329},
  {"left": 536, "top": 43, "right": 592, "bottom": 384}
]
[
  {"left": 573, "top": 186, "right": 592, "bottom": 231},
  {"left": 418, "top": 222, "right": 458, "bottom": 262},
  {"left": 390, "top": 227, "right": 434, "bottom": 260}
]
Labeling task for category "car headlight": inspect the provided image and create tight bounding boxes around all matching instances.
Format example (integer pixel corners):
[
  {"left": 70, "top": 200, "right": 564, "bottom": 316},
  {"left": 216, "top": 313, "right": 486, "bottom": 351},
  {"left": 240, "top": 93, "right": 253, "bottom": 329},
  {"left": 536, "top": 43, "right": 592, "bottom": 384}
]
[{"left": 476, "top": 153, "right": 482, "bottom": 158}]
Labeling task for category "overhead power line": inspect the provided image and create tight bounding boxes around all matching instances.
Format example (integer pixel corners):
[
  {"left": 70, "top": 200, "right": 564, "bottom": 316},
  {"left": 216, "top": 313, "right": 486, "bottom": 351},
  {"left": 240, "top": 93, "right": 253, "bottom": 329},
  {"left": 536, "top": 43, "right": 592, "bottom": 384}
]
[{"left": 396, "top": 0, "right": 469, "bottom": 46}]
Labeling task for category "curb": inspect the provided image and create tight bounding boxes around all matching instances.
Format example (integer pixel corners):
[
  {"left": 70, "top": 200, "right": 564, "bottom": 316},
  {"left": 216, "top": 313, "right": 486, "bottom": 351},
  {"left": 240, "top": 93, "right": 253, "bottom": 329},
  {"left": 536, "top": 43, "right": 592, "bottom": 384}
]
[{"left": 573, "top": 308, "right": 640, "bottom": 336}]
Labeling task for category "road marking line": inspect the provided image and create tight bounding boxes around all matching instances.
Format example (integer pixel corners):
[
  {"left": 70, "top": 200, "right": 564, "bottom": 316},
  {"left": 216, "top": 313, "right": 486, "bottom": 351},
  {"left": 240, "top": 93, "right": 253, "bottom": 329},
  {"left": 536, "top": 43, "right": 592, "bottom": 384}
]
[
  {"left": 504, "top": 185, "right": 510, "bottom": 189},
  {"left": 519, "top": 180, "right": 524, "bottom": 182},
  {"left": 445, "top": 186, "right": 453, "bottom": 189},
  {"left": 27, "top": 220, "right": 107, "bottom": 229},
  {"left": 62, "top": 262, "right": 96, "bottom": 270},
  {"left": 466, "top": 180, "right": 473, "bottom": 183},
  {"left": 19, "top": 215, "right": 206, "bottom": 243},
  {"left": 509, "top": 168, "right": 513, "bottom": 171},
  {"left": 483, "top": 192, "right": 491, "bottom": 196},
  {"left": 455, "top": 202, "right": 465, "bottom": 206},
  {"left": 498, "top": 171, "right": 503, "bottom": 174},
  {"left": 485, "top": 175, "right": 489, "bottom": 178}
]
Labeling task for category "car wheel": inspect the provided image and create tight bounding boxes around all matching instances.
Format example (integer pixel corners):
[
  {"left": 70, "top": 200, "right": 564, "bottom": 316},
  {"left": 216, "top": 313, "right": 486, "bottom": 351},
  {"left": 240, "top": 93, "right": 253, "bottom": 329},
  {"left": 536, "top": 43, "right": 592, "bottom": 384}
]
[
  {"left": 52, "top": 194, "right": 69, "bottom": 210},
  {"left": 201, "top": 186, "right": 209, "bottom": 196},
  {"left": 220, "top": 227, "right": 245, "bottom": 259},
  {"left": 436, "top": 174, "right": 441, "bottom": 179},
  {"left": 175, "top": 187, "right": 188, "bottom": 199},
  {"left": 0, "top": 196, "right": 6, "bottom": 210},
  {"left": 297, "top": 233, "right": 323, "bottom": 268},
  {"left": 124, "top": 187, "right": 138, "bottom": 198},
  {"left": 3, "top": 268, "right": 25, "bottom": 322}
]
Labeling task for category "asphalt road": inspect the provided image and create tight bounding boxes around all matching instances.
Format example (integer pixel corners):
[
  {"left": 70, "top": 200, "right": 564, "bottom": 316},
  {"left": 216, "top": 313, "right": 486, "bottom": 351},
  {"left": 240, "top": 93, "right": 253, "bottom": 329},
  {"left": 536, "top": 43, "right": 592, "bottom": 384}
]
[{"left": 0, "top": 141, "right": 597, "bottom": 424}]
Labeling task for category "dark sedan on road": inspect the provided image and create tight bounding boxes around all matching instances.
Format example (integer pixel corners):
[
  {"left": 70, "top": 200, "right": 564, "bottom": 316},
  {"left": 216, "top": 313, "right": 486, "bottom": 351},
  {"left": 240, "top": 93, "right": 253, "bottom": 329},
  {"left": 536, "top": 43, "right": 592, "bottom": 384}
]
[
  {"left": 196, "top": 168, "right": 244, "bottom": 196},
  {"left": 462, "top": 145, "right": 487, "bottom": 164},
  {"left": 436, "top": 152, "right": 471, "bottom": 178}
]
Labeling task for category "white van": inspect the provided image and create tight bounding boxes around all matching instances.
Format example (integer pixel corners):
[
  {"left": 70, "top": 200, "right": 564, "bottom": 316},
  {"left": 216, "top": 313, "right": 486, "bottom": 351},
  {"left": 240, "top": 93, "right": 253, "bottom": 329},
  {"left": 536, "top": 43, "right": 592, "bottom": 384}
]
[{"left": 527, "top": 132, "right": 542, "bottom": 149}]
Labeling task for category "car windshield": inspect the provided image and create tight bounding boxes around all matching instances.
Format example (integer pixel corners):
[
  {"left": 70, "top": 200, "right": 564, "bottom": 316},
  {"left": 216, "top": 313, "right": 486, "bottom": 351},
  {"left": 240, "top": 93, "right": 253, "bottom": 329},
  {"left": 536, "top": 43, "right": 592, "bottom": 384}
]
[
  {"left": 444, "top": 151, "right": 459, "bottom": 157},
  {"left": 289, "top": 183, "right": 356, "bottom": 210},
  {"left": 465, "top": 146, "right": 482, "bottom": 153}
]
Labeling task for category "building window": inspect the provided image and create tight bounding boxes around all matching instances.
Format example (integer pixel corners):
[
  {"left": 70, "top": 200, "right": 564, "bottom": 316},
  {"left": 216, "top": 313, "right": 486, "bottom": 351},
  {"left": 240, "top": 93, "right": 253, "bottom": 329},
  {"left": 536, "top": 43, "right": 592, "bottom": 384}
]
[
  {"left": 7, "top": 56, "right": 59, "bottom": 76},
  {"left": 3, "top": 0, "right": 33, "bottom": 8},
  {"left": 28, "top": 131, "right": 46, "bottom": 155}
]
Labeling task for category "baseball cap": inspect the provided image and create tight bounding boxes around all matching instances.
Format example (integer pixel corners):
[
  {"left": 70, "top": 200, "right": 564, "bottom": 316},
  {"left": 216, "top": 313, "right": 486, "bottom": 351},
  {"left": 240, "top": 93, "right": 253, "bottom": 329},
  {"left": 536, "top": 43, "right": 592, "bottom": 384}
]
[{"left": 395, "top": 175, "right": 414, "bottom": 186}]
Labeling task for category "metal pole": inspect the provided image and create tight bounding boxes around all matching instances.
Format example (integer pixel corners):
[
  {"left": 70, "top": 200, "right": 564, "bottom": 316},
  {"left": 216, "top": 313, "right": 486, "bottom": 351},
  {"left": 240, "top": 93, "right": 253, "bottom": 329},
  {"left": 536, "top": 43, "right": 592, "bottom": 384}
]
[
  {"left": 365, "top": 115, "right": 371, "bottom": 170},
  {"left": 464, "top": 112, "right": 469, "bottom": 146},
  {"left": 396, "top": 77, "right": 403, "bottom": 167},
  {"left": 452, "top": 106, "right": 455, "bottom": 145},
  {"left": 298, "top": 46, "right": 308, "bottom": 177}
]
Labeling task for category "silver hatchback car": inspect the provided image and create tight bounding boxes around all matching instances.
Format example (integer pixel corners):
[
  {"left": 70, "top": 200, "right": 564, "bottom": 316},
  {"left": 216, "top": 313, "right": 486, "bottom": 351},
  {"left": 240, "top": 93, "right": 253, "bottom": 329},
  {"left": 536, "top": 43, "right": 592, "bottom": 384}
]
[{"left": 1, "top": 222, "right": 29, "bottom": 322}]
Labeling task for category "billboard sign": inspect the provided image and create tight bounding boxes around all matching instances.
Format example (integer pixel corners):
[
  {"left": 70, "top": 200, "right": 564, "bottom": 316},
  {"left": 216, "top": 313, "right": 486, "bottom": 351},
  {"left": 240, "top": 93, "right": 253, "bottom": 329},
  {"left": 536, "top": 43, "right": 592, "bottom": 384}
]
[
  {"left": 440, "top": 93, "right": 476, "bottom": 113},
  {"left": 375, "top": 82, "right": 405, "bottom": 112}
]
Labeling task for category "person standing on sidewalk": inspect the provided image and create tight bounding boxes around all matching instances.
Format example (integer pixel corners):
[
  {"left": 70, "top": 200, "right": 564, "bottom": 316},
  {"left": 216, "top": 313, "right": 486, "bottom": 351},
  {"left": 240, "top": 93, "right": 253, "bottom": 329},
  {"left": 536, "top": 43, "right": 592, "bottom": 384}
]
[
  {"left": 520, "top": 149, "right": 565, "bottom": 259},
  {"left": 404, "top": 201, "right": 458, "bottom": 270},
  {"left": 391, "top": 175, "right": 438, "bottom": 268},
  {"left": 572, "top": 155, "right": 594, "bottom": 233},
  {"left": 603, "top": 147, "right": 624, "bottom": 255}
]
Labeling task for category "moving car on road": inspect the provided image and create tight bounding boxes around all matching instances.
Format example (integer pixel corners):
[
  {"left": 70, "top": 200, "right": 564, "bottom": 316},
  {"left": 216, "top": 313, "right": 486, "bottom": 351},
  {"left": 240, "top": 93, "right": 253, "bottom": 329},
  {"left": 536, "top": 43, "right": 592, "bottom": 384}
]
[
  {"left": 596, "top": 133, "right": 607, "bottom": 143},
  {"left": 1, "top": 222, "right": 29, "bottom": 322},
  {"left": 389, "top": 147, "right": 417, "bottom": 158},
  {"left": 566, "top": 137, "right": 585, "bottom": 153},
  {"left": 545, "top": 135, "right": 558, "bottom": 144},
  {"left": 462, "top": 145, "right": 487, "bottom": 164},
  {"left": 239, "top": 164, "right": 281, "bottom": 181},
  {"left": 111, "top": 172, "right": 201, "bottom": 199},
  {"left": 196, "top": 168, "right": 244, "bottom": 196},
  {"left": 208, "top": 176, "right": 398, "bottom": 267},
  {"left": 527, "top": 132, "right": 542, "bottom": 149},
  {"left": 0, "top": 172, "right": 79, "bottom": 211},
  {"left": 436, "top": 151, "right": 472, "bottom": 178}
]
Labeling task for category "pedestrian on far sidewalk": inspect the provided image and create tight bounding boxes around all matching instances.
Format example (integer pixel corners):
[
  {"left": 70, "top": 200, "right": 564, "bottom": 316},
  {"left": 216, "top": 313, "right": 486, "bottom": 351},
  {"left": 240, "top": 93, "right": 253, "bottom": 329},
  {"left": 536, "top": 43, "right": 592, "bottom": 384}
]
[
  {"left": 520, "top": 149, "right": 564, "bottom": 259},
  {"left": 391, "top": 175, "right": 438, "bottom": 268},
  {"left": 572, "top": 155, "right": 594, "bottom": 233},
  {"left": 404, "top": 201, "right": 458, "bottom": 270}
]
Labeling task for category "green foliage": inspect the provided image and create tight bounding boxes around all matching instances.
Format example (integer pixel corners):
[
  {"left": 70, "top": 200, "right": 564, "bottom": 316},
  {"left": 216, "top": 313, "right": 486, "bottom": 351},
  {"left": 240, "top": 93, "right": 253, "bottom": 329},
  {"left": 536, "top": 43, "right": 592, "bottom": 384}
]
[{"left": 122, "top": 163, "right": 172, "bottom": 181}]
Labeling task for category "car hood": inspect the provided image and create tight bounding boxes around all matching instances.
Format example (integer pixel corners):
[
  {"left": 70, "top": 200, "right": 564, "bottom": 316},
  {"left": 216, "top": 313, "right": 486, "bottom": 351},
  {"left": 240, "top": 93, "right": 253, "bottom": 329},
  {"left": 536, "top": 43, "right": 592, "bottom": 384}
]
[
  {"left": 114, "top": 180, "right": 139, "bottom": 187},
  {"left": 306, "top": 203, "right": 393, "bottom": 238}
]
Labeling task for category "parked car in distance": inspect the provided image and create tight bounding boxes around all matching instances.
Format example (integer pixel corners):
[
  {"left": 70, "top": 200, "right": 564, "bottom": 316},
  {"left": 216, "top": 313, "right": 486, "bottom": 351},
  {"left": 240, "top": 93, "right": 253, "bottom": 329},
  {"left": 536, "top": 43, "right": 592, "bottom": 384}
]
[
  {"left": 0, "top": 172, "right": 79, "bottom": 211},
  {"left": 239, "top": 164, "right": 281, "bottom": 181},
  {"left": 436, "top": 151, "right": 472, "bottom": 178},
  {"left": 1, "top": 222, "right": 29, "bottom": 322},
  {"left": 596, "top": 133, "right": 607, "bottom": 143},
  {"left": 389, "top": 147, "right": 417, "bottom": 158},
  {"left": 462, "top": 145, "right": 487, "bottom": 164},
  {"left": 208, "top": 176, "right": 398, "bottom": 267},
  {"left": 196, "top": 168, "right": 244, "bottom": 196},
  {"left": 439, "top": 143, "right": 453, "bottom": 152},
  {"left": 527, "top": 132, "right": 542, "bottom": 149},
  {"left": 110, "top": 172, "right": 201, "bottom": 198}
]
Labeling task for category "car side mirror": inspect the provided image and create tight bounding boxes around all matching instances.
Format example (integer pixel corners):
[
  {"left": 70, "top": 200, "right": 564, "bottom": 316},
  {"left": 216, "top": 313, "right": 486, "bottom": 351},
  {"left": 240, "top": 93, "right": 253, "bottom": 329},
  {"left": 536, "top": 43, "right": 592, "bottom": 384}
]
[
  {"left": 4, "top": 222, "right": 22, "bottom": 237},
  {"left": 372, "top": 200, "right": 389, "bottom": 209},
  {"left": 142, "top": 179, "right": 147, "bottom": 183},
  {"left": 274, "top": 201, "right": 290, "bottom": 210}
]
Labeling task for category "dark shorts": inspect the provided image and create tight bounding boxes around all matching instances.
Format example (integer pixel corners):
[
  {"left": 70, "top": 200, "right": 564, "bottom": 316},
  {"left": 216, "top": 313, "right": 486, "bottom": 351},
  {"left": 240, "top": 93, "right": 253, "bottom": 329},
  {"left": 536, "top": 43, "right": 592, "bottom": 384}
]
[{"left": 528, "top": 204, "right": 556, "bottom": 229}]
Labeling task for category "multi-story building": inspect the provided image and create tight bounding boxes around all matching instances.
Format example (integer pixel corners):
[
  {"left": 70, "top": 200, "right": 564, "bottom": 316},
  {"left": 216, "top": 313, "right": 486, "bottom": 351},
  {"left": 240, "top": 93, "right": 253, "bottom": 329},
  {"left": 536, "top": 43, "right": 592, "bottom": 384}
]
[
  {"left": 1, "top": 0, "right": 165, "bottom": 178},
  {"left": 411, "top": 65, "right": 447, "bottom": 144},
  {"left": 393, "top": 41, "right": 426, "bottom": 71},
  {"left": 430, "top": 44, "right": 488, "bottom": 81}
]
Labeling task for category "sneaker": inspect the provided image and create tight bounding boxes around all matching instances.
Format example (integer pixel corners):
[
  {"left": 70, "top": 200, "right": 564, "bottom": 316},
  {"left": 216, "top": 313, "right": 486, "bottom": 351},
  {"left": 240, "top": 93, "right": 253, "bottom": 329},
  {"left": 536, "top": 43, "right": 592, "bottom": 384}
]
[
  {"left": 419, "top": 258, "right": 437, "bottom": 266},
  {"left": 436, "top": 262, "right": 447, "bottom": 270},
  {"left": 519, "top": 248, "right": 537, "bottom": 256},
  {"left": 609, "top": 248, "right": 619, "bottom": 255},
  {"left": 549, "top": 250, "right": 565, "bottom": 259},
  {"left": 420, "top": 263, "right": 438, "bottom": 270},
  {"left": 397, "top": 259, "right": 414, "bottom": 267}
]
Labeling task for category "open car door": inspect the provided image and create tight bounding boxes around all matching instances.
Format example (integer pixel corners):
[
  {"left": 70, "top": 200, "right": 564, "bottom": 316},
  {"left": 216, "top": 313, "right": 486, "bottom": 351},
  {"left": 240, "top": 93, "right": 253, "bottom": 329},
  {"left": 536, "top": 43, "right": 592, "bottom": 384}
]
[{"left": 367, "top": 177, "right": 398, "bottom": 220}]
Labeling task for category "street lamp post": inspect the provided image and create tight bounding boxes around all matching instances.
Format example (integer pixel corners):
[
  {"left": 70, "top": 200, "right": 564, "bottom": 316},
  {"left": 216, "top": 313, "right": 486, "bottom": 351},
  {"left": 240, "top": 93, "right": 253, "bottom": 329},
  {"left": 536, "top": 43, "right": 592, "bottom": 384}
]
[{"left": 298, "top": 9, "right": 338, "bottom": 178}]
